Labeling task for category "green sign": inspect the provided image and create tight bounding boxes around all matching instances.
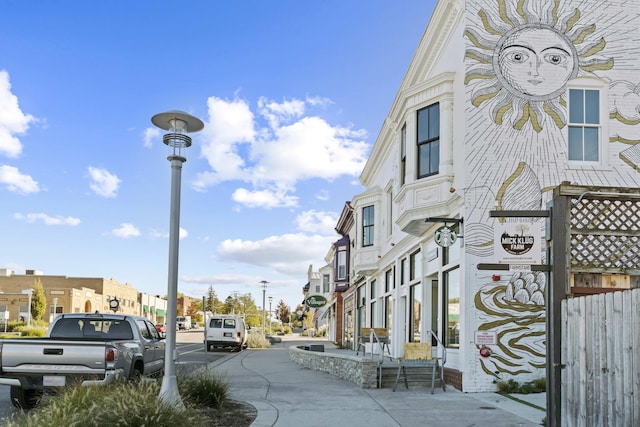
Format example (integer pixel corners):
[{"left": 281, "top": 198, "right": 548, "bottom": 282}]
[{"left": 305, "top": 295, "right": 327, "bottom": 308}]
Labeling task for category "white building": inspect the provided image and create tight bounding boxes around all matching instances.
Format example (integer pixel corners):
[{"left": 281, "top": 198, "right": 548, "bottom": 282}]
[{"left": 335, "top": 0, "right": 640, "bottom": 392}]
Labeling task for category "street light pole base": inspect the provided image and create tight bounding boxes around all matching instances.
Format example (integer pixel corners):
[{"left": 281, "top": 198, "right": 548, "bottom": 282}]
[{"left": 159, "top": 374, "right": 185, "bottom": 409}]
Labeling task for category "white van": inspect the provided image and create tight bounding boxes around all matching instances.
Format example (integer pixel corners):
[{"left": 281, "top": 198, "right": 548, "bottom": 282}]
[{"left": 205, "top": 315, "right": 248, "bottom": 351}]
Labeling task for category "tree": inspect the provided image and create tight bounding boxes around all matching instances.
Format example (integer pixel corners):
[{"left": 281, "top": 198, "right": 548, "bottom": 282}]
[
  {"left": 31, "top": 279, "right": 47, "bottom": 322},
  {"left": 275, "top": 300, "right": 290, "bottom": 325}
]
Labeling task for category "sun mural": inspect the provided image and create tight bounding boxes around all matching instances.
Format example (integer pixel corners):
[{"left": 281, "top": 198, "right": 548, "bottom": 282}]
[{"left": 465, "top": 0, "right": 613, "bottom": 132}]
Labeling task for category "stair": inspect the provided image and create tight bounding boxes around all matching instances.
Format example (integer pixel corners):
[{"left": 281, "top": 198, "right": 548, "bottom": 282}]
[{"left": 378, "top": 364, "right": 444, "bottom": 390}]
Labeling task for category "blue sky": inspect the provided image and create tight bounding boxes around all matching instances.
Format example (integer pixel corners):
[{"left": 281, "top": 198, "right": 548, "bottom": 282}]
[{"left": 0, "top": 1, "right": 436, "bottom": 312}]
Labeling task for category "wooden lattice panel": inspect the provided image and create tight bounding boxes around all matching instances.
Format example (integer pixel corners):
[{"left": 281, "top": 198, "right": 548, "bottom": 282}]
[{"left": 570, "top": 198, "right": 640, "bottom": 273}]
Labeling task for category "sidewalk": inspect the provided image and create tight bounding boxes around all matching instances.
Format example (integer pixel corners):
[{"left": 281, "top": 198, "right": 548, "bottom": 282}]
[{"left": 208, "top": 336, "right": 546, "bottom": 427}]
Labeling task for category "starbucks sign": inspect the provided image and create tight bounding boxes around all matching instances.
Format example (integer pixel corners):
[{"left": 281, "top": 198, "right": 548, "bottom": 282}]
[{"left": 305, "top": 295, "right": 327, "bottom": 308}]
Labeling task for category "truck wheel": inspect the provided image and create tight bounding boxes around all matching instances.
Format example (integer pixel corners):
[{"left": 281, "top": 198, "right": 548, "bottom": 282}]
[
  {"left": 10, "top": 386, "right": 43, "bottom": 410},
  {"left": 129, "top": 368, "right": 142, "bottom": 384}
]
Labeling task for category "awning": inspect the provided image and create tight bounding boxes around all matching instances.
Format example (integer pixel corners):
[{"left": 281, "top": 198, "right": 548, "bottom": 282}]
[
  {"left": 150, "top": 307, "right": 155, "bottom": 313},
  {"left": 143, "top": 305, "right": 149, "bottom": 313},
  {"left": 155, "top": 309, "right": 166, "bottom": 316}
]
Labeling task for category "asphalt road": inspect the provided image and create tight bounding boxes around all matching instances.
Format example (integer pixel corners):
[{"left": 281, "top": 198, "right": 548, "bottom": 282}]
[{"left": 0, "top": 329, "right": 232, "bottom": 424}]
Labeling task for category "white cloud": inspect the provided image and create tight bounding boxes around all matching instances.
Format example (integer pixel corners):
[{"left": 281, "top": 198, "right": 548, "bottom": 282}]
[
  {"left": 143, "top": 127, "right": 160, "bottom": 148},
  {"left": 109, "top": 223, "right": 141, "bottom": 238},
  {"left": 193, "top": 95, "right": 369, "bottom": 207},
  {"left": 217, "top": 233, "right": 336, "bottom": 275},
  {"left": 315, "top": 190, "right": 329, "bottom": 201},
  {"left": 232, "top": 187, "right": 298, "bottom": 209},
  {"left": 13, "top": 212, "right": 80, "bottom": 226},
  {"left": 88, "top": 166, "right": 121, "bottom": 198},
  {"left": 149, "top": 227, "right": 188, "bottom": 240},
  {"left": 257, "top": 96, "right": 305, "bottom": 128},
  {"left": 295, "top": 210, "right": 338, "bottom": 234},
  {"left": 179, "top": 227, "right": 188, "bottom": 239},
  {"left": 0, "top": 165, "right": 39, "bottom": 193},
  {"left": 193, "top": 96, "right": 256, "bottom": 191},
  {"left": 0, "top": 70, "right": 35, "bottom": 158}
]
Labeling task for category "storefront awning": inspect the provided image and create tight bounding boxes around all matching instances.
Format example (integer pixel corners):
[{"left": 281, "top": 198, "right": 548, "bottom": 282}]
[
  {"left": 143, "top": 305, "right": 149, "bottom": 313},
  {"left": 155, "top": 308, "right": 166, "bottom": 316}
]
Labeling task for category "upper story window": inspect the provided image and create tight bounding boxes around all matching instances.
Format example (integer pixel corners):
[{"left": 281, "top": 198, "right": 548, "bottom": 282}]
[
  {"left": 337, "top": 248, "right": 347, "bottom": 280},
  {"left": 323, "top": 274, "right": 330, "bottom": 293},
  {"left": 362, "top": 205, "right": 374, "bottom": 247},
  {"left": 417, "top": 103, "right": 440, "bottom": 178},
  {"left": 568, "top": 89, "right": 600, "bottom": 162},
  {"left": 400, "top": 124, "right": 406, "bottom": 185}
]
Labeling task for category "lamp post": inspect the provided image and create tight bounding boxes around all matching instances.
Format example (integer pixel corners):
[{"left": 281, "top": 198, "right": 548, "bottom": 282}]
[
  {"left": 268, "top": 296, "right": 273, "bottom": 333},
  {"left": 152, "top": 110, "right": 204, "bottom": 407},
  {"left": 260, "top": 280, "right": 268, "bottom": 336}
]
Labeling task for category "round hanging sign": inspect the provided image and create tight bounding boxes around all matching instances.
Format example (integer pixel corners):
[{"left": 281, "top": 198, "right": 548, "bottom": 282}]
[{"left": 434, "top": 225, "right": 457, "bottom": 247}]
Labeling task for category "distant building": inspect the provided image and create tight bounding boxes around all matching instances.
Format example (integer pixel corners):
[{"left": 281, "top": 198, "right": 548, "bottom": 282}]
[{"left": 0, "top": 268, "right": 167, "bottom": 324}]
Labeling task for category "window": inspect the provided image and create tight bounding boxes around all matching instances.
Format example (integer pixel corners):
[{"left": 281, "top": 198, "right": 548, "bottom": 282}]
[
  {"left": 315, "top": 285, "right": 320, "bottom": 293},
  {"left": 568, "top": 89, "right": 600, "bottom": 161},
  {"left": 409, "top": 250, "right": 421, "bottom": 281},
  {"left": 417, "top": 103, "right": 440, "bottom": 178},
  {"left": 323, "top": 274, "right": 330, "bottom": 293},
  {"left": 370, "top": 279, "right": 376, "bottom": 299},
  {"left": 362, "top": 205, "right": 374, "bottom": 247},
  {"left": 410, "top": 283, "right": 423, "bottom": 342},
  {"left": 444, "top": 267, "right": 460, "bottom": 348},
  {"left": 385, "top": 269, "right": 393, "bottom": 293},
  {"left": 385, "top": 295, "right": 393, "bottom": 330},
  {"left": 400, "top": 258, "right": 407, "bottom": 286},
  {"left": 337, "top": 248, "right": 347, "bottom": 280},
  {"left": 370, "top": 300, "right": 376, "bottom": 327},
  {"left": 400, "top": 124, "right": 406, "bottom": 185}
]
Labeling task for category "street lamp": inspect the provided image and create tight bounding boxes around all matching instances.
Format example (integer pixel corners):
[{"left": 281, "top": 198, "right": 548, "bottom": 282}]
[
  {"left": 268, "top": 296, "right": 273, "bottom": 333},
  {"left": 152, "top": 110, "right": 204, "bottom": 407},
  {"left": 260, "top": 280, "right": 268, "bottom": 336}
]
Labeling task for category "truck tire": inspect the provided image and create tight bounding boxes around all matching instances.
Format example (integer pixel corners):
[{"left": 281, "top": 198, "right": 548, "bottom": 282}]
[{"left": 10, "top": 386, "right": 43, "bottom": 410}]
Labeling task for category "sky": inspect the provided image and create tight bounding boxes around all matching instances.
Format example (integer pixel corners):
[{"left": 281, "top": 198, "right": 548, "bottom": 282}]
[{"left": 0, "top": 0, "right": 437, "bottom": 313}]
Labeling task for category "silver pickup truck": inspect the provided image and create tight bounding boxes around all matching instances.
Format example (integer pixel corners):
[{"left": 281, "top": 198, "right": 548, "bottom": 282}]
[{"left": 0, "top": 312, "right": 165, "bottom": 409}]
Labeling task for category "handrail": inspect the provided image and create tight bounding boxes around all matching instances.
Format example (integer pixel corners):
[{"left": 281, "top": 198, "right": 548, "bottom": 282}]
[{"left": 429, "top": 330, "right": 446, "bottom": 365}]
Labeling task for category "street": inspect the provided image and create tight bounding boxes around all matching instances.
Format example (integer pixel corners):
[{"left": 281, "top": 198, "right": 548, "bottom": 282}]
[{"left": 0, "top": 329, "right": 233, "bottom": 424}]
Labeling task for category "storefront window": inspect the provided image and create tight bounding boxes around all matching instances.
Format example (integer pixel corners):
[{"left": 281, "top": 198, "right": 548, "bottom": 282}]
[
  {"left": 444, "top": 267, "right": 460, "bottom": 348},
  {"left": 410, "top": 283, "right": 423, "bottom": 342}
]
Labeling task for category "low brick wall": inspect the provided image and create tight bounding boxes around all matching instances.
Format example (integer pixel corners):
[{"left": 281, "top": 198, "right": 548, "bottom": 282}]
[{"left": 288, "top": 345, "right": 380, "bottom": 388}]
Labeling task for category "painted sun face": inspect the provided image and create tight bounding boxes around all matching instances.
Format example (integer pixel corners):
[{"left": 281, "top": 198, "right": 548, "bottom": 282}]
[
  {"left": 496, "top": 26, "right": 576, "bottom": 100},
  {"left": 465, "top": 0, "right": 614, "bottom": 132}
]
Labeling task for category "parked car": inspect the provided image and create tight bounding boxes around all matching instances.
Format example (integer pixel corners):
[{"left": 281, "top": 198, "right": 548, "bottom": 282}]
[
  {"left": 0, "top": 312, "right": 165, "bottom": 409},
  {"left": 190, "top": 322, "right": 199, "bottom": 329},
  {"left": 155, "top": 323, "right": 167, "bottom": 337}
]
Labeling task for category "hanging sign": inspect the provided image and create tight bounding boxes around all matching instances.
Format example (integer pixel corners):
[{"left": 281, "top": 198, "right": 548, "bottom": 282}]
[
  {"left": 305, "top": 295, "right": 327, "bottom": 308},
  {"left": 494, "top": 222, "right": 541, "bottom": 264},
  {"left": 434, "top": 225, "right": 457, "bottom": 247}
]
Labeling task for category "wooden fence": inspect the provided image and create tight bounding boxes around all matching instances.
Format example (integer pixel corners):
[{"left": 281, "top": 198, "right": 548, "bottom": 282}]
[{"left": 561, "top": 288, "right": 640, "bottom": 426}]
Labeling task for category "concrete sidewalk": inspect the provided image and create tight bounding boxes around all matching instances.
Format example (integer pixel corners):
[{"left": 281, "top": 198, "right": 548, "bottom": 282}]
[{"left": 208, "top": 336, "right": 546, "bottom": 427}]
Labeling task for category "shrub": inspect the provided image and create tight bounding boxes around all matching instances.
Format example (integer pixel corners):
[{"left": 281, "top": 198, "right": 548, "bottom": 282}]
[
  {"left": 179, "top": 371, "right": 229, "bottom": 409},
  {"left": 5, "top": 382, "right": 207, "bottom": 427},
  {"left": 18, "top": 326, "right": 47, "bottom": 337},
  {"left": 246, "top": 331, "right": 270, "bottom": 348},
  {"left": 282, "top": 325, "right": 292, "bottom": 334},
  {"left": 496, "top": 377, "right": 546, "bottom": 394}
]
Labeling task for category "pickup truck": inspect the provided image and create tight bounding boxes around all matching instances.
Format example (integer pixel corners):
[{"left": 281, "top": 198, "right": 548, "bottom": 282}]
[{"left": 0, "top": 312, "right": 165, "bottom": 409}]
